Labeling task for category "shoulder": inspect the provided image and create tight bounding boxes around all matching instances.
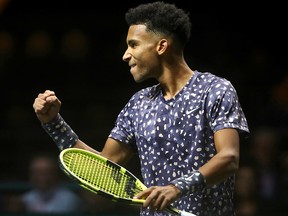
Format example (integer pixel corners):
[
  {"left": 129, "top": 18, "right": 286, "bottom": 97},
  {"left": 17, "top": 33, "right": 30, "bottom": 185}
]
[
  {"left": 194, "top": 71, "right": 235, "bottom": 92},
  {"left": 22, "top": 190, "right": 37, "bottom": 202},
  {"left": 55, "top": 186, "right": 78, "bottom": 196},
  {"left": 195, "top": 71, "right": 231, "bottom": 85}
]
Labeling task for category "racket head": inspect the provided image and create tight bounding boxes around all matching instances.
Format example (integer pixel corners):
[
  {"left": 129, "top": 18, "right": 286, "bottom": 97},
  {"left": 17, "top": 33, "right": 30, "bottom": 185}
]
[{"left": 58, "top": 148, "right": 146, "bottom": 205}]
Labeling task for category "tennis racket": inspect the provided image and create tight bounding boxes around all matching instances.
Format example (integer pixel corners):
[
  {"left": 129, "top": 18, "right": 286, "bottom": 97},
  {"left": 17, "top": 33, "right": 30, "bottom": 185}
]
[{"left": 58, "top": 148, "right": 196, "bottom": 216}]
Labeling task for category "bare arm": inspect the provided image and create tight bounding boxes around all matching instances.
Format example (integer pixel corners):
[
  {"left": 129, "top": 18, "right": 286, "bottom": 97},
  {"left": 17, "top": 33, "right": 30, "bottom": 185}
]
[
  {"left": 199, "top": 128, "right": 240, "bottom": 186},
  {"left": 74, "top": 138, "right": 134, "bottom": 166}
]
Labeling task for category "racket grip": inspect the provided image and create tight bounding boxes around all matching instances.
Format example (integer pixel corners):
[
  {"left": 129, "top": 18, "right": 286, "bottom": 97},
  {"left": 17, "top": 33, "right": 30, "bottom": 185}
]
[{"left": 180, "top": 210, "right": 197, "bottom": 216}]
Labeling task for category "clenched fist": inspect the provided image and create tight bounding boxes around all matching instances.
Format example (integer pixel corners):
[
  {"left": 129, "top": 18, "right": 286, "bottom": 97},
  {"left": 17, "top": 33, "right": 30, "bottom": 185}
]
[{"left": 33, "top": 90, "right": 61, "bottom": 123}]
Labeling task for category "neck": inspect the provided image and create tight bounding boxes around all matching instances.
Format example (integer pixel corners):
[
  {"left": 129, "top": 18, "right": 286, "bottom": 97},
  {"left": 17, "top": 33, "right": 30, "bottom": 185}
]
[{"left": 160, "top": 64, "right": 194, "bottom": 100}]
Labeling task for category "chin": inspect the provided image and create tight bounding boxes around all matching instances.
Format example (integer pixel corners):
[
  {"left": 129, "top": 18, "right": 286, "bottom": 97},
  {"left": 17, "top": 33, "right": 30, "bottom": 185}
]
[
  {"left": 134, "top": 79, "right": 143, "bottom": 83},
  {"left": 132, "top": 72, "right": 153, "bottom": 83},
  {"left": 134, "top": 77, "right": 147, "bottom": 83}
]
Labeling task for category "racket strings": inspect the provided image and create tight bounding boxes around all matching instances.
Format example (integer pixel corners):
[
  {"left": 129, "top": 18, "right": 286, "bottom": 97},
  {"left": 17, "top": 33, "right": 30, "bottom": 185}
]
[{"left": 63, "top": 152, "right": 141, "bottom": 199}]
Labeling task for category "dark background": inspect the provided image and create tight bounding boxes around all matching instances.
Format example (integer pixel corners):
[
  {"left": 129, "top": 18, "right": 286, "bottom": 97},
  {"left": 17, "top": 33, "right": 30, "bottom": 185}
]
[{"left": 0, "top": 0, "right": 287, "bottom": 200}]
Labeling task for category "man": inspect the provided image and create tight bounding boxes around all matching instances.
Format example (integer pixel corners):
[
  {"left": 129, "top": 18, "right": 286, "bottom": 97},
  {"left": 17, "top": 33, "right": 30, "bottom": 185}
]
[
  {"left": 21, "top": 154, "right": 83, "bottom": 213},
  {"left": 33, "top": 1, "right": 249, "bottom": 215}
]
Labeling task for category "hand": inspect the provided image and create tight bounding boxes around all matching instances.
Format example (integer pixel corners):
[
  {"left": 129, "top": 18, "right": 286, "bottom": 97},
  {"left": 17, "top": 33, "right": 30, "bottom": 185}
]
[
  {"left": 134, "top": 185, "right": 181, "bottom": 212},
  {"left": 33, "top": 90, "right": 61, "bottom": 123}
]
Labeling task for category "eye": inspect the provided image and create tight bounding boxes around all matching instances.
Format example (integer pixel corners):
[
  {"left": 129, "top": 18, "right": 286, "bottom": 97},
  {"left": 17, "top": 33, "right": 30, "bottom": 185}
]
[{"left": 128, "top": 40, "right": 138, "bottom": 49}]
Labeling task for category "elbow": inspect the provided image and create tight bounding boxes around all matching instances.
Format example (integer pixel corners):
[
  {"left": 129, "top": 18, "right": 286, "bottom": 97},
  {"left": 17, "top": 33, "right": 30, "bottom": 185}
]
[{"left": 227, "top": 152, "right": 239, "bottom": 174}]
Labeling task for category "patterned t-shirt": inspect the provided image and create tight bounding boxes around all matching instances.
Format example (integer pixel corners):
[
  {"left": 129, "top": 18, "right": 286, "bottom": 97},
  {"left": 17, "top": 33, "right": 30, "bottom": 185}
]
[{"left": 109, "top": 71, "right": 249, "bottom": 216}]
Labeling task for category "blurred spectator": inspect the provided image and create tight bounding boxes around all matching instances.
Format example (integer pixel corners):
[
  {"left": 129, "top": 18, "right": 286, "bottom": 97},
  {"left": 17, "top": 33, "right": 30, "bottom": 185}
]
[
  {"left": 270, "top": 75, "right": 288, "bottom": 138},
  {"left": 235, "top": 165, "right": 259, "bottom": 216},
  {"left": 21, "top": 153, "right": 84, "bottom": 213},
  {"left": 248, "top": 126, "right": 283, "bottom": 215},
  {"left": 253, "top": 74, "right": 288, "bottom": 135}
]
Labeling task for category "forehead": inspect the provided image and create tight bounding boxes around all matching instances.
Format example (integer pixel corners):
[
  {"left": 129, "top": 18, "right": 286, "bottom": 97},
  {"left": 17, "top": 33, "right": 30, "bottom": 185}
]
[
  {"left": 126, "top": 24, "right": 156, "bottom": 42},
  {"left": 30, "top": 157, "right": 55, "bottom": 170}
]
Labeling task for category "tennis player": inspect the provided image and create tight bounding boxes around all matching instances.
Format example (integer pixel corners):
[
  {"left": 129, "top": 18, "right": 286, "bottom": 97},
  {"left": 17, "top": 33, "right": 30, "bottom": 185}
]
[{"left": 33, "top": 1, "right": 249, "bottom": 215}]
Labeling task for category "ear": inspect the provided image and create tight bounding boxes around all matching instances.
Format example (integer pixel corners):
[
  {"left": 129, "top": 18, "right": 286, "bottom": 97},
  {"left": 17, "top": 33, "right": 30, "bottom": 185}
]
[{"left": 156, "top": 39, "right": 168, "bottom": 55}]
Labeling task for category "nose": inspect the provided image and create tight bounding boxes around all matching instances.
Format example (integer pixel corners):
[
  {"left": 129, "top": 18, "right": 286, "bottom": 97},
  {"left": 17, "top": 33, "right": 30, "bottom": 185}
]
[{"left": 122, "top": 49, "right": 131, "bottom": 62}]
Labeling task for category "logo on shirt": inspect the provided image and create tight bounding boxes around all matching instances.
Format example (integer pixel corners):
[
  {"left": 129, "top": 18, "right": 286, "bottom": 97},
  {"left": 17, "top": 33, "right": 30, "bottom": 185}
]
[{"left": 186, "top": 107, "right": 199, "bottom": 115}]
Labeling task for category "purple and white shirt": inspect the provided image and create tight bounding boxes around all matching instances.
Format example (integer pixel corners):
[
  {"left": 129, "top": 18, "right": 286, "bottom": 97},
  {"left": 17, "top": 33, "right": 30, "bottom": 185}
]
[{"left": 109, "top": 71, "right": 249, "bottom": 216}]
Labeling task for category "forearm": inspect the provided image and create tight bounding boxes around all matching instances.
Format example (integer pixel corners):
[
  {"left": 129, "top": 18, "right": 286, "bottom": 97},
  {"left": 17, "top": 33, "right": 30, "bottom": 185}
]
[
  {"left": 200, "top": 128, "right": 240, "bottom": 186},
  {"left": 169, "top": 149, "right": 239, "bottom": 196},
  {"left": 199, "top": 150, "right": 239, "bottom": 186},
  {"left": 74, "top": 140, "right": 100, "bottom": 154}
]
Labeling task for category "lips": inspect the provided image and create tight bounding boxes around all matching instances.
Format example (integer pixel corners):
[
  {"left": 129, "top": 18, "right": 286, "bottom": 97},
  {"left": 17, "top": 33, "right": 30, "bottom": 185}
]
[
  {"left": 129, "top": 63, "right": 136, "bottom": 68},
  {"left": 129, "top": 63, "right": 136, "bottom": 73}
]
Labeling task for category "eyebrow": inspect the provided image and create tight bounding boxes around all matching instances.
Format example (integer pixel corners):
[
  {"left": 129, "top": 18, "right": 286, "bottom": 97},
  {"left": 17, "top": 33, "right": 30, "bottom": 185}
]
[{"left": 127, "top": 39, "right": 138, "bottom": 46}]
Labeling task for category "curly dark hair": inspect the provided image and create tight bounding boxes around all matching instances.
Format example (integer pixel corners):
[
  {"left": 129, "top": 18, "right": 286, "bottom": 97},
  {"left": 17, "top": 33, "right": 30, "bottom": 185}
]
[{"left": 125, "top": 1, "right": 191, "bottom": 47}]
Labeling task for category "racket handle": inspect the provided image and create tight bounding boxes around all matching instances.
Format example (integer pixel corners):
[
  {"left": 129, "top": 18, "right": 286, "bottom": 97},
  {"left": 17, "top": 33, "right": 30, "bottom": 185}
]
[{"left": 180, "top": 210, "right": 197, "bottom": 216}]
